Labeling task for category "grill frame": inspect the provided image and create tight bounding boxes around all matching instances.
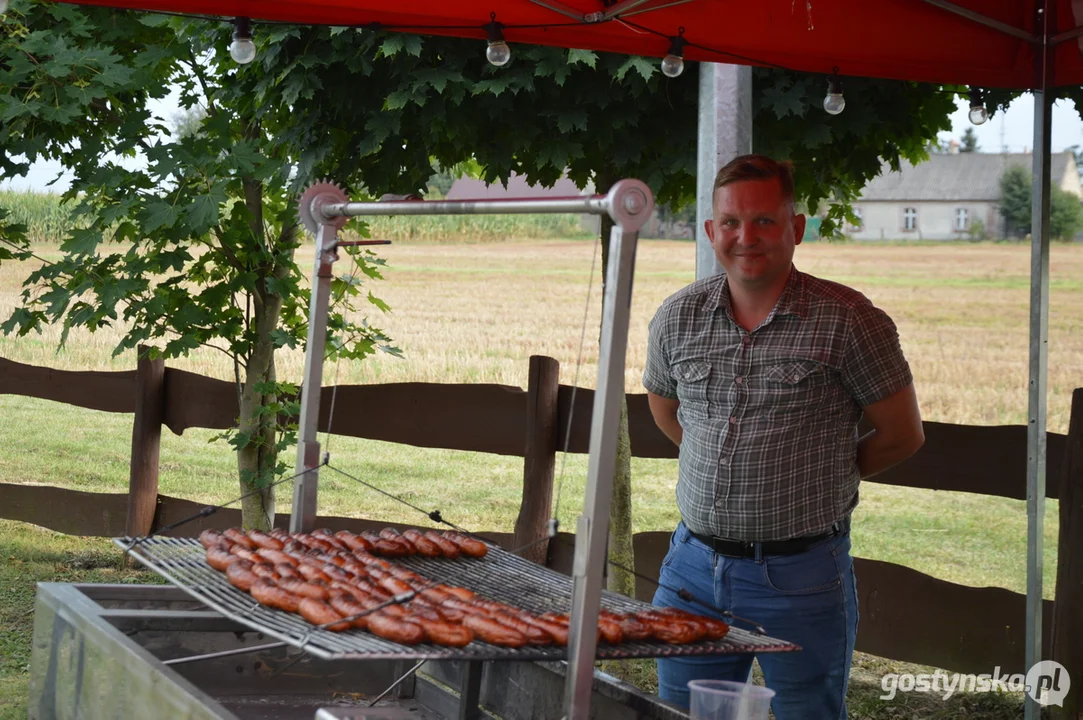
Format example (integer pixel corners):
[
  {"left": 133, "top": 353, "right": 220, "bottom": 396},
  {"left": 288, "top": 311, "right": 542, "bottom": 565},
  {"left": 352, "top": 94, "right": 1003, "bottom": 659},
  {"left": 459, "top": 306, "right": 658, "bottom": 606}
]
[{"left": 117, "top": 536, "right": 799, "bottom": 662}]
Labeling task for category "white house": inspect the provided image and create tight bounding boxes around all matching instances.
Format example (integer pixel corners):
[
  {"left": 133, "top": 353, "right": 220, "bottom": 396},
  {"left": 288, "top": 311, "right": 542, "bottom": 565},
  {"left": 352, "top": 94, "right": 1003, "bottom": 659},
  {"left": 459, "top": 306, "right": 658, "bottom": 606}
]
[{"left": 849, "top": 152, "right": 1081, "bottom": 241}]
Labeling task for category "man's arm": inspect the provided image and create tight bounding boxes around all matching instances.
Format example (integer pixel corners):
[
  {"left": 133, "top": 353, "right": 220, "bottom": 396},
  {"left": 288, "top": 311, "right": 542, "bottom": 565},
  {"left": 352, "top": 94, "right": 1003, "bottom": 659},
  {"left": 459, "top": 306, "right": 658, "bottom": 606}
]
[
  {"left": 857, "top": 382, "right": 924, "bottom": 479},
  {"left": 647, "top": 391, "right": 682, "bottom": 447}
]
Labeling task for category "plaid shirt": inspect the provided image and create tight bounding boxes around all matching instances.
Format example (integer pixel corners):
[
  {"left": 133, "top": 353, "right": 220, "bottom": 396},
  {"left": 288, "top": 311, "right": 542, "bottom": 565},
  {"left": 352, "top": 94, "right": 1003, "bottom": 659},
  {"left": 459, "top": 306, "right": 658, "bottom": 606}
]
[{"left": 643, "top": 267, "right": 913, "bottom": 541}]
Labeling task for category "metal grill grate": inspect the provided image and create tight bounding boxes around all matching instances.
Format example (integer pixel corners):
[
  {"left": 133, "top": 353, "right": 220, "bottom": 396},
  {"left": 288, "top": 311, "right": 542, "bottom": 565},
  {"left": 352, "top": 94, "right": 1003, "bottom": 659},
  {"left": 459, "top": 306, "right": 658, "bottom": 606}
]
[{"left": 116, "top": 537, "right": 798, "bottom": 661}]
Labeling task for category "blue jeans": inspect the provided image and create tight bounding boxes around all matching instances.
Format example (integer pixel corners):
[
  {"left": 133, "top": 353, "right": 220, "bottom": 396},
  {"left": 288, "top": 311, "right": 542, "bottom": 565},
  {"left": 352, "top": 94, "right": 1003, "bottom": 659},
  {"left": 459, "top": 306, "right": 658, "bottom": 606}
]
[{"left": 653, "top": 522, "right": 858, "bottom": 720}]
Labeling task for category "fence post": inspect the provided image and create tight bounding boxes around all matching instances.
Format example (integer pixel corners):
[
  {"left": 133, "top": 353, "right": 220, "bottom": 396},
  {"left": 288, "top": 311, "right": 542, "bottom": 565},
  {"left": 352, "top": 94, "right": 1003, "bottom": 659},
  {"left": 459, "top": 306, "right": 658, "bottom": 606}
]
[
  {"left": 513, "top": 355, "right": 560, "bottom": 564},
  {"left": 1053, "top": 387, "right": 1083, "bottom": 719},
  {"left": 126, "top": 347, "right": 165, "bottom": 537}
]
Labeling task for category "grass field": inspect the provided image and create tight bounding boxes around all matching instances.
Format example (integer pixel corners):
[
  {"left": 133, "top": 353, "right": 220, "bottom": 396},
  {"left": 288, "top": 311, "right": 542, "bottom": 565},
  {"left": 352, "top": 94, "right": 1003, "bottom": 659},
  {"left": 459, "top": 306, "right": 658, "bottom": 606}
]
[{"left": 2, "top": 236, "right": 1077, "bottom": 718}]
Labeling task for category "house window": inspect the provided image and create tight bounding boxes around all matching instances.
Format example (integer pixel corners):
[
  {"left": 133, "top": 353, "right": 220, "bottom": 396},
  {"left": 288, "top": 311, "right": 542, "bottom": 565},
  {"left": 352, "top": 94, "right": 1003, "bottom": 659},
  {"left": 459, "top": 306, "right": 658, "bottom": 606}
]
[
  {"left": 903, "top": 207, "right": 918, "bottom": 231},
  {"left": 954, "top": 208, "right": 969, "bottom": 231}
]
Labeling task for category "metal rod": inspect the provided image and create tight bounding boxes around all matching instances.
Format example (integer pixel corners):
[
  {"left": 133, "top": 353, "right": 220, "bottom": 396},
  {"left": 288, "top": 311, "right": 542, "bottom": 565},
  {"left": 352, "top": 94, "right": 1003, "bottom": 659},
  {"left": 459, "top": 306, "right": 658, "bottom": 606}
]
[
  {"left": 1050, "top": 23, "right": 1083, "bottom": 45},
  {"left": 620, "top": 0, "right": 700, "bottom": 20},
  {"left": 1025, "top": 4, "right": 1054, "bottom": 717},
  {"left": 458, "top": 660, "right": 484, "bottom": 720},
  {"left": 324, "top": 196, "right": 610, "bottom": 219},
  {"left": 601, "top": 0, "right": 664, "bottom": 20},
  {"left": 368, "top": 659, "right": 426, "bottom": 707},
  {"left": 523, "top": 0, "right": 587, "bottom": 21},
  {"left": 162, "top": 640, "right": 288, "bottom": 665},
  {"left": 291, "top": 222, "right": 338, "bottom": 533},
  {"left": 563, "top": 180, "right": 653, "bottom": 720},
  {"left": 921, "top": 0, "right": 1038, "bottom": 43}
]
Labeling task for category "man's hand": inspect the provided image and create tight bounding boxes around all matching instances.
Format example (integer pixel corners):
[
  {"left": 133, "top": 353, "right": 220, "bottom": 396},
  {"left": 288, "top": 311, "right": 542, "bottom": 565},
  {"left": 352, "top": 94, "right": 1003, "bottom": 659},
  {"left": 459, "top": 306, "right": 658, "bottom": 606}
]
[
  {"left": 647, "top": 391, "right": 683, "bottom": 446},
  {"left": 857, "top": 382, "right": 924, "bottom": 479}
]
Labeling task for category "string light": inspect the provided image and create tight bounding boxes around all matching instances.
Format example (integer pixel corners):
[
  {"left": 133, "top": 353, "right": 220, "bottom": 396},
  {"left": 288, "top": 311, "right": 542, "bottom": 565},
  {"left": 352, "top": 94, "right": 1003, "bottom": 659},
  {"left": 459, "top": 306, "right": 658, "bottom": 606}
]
[
  {"left": 660, "top": 28, "right": 687, "bottom": 78},
  {"left": 230, "top": 17, "right": 257, "bottom": 65},
  {"left": 968, "top": 87, "right": 988, "bottom": 125},
  {"left": 0, "top": 0, "right": 8, "bottom": 14},
  {"left": 484, "top": 13, "right": 511, "bottom": 67},
  {"left": 823, "top": 68, "right": 845, "bottom": 115}
]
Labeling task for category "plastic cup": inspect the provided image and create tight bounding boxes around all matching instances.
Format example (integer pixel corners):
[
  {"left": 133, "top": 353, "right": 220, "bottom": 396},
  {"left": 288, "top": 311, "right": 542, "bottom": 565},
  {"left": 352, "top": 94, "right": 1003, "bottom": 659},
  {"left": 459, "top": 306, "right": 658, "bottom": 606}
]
[{"left": 687, "top": 680, "right": 775, "bottom": 720}]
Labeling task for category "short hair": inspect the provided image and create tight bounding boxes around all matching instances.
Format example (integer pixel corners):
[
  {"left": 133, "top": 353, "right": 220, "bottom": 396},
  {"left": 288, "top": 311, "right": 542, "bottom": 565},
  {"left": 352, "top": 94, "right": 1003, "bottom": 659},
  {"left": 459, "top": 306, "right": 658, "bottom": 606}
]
[{"left": 712, "top": 154, "right": 796, "bottom": 206}]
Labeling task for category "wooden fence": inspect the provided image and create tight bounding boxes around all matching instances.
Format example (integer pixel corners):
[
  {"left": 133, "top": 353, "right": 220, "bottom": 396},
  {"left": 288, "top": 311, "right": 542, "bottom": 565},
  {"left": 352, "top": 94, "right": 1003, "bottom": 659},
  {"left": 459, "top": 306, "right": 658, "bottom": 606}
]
[{"left": 1, "top": 353, "right": 1081, "bottom": 715}]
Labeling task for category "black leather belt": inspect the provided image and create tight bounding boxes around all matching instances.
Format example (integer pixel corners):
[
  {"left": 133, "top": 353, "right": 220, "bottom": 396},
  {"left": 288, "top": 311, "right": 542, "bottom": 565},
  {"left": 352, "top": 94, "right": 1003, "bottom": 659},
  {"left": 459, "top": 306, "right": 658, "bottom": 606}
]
[{"left": 691, "top": 517, "right": 849, "bottom": 559}]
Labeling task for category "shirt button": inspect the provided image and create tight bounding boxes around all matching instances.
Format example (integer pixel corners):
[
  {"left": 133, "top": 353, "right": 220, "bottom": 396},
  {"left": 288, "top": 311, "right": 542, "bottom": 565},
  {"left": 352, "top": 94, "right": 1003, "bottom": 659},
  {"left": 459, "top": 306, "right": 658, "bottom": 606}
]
[
  {"left": 734, "top": 376, "right": 744, "bottom": 385},
  {"left": 729, "top": 416, "right": 737, "bottom": 424},
  {"left": 720, "top": 457, "right": 729, "bottom": 466},
  {"left": 742, "top": 336, "right": 751, "bottom": 345}
]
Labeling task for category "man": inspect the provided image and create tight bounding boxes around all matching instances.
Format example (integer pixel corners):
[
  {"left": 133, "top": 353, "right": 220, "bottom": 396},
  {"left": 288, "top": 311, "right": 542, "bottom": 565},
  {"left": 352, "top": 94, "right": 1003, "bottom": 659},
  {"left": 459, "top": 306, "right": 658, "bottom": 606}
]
[{"left": 643, "top": 154, "right": 924, "bottom": 719}]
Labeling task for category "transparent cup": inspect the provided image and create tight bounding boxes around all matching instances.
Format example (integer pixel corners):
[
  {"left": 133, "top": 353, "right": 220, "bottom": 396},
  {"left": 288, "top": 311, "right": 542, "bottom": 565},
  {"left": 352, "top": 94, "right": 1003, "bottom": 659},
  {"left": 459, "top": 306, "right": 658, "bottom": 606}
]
[{"left": 687, "top": 680, "right": 775, "bottom": 720}]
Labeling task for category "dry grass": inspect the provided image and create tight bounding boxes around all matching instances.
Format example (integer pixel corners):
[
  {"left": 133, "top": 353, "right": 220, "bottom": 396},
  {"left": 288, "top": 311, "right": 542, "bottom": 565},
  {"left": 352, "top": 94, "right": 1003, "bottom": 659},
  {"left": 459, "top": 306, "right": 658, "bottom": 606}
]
[{"left": 5, "top": 239, "right": 1083, "bottom": 433}]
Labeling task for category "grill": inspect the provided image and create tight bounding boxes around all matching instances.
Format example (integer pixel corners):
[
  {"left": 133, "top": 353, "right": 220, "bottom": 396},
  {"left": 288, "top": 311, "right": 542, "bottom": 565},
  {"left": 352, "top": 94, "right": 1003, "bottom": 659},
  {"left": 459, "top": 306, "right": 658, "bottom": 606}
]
[{"left": 117, "top": 536, "right": 799, "bottom": 662}]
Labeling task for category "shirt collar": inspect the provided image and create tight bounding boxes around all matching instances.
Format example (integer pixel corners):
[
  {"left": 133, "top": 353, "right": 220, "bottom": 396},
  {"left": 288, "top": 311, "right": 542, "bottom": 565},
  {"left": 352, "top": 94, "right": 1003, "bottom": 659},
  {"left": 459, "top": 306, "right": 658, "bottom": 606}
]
[{"left": 701, "top": 266, "right": 808, "bottom": 321}]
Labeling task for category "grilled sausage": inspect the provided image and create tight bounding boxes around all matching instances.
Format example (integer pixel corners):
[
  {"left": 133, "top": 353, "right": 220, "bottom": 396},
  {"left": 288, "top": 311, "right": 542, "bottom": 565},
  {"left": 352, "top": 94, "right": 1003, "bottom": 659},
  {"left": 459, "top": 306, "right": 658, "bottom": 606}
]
[
  {"left": 250, "top": 579, "right": 300, "bottom": 612},
  {"left": 276, "top": 576, "right": 331, "bottom": 601},
  {"left": 490, "top": 612, "right": 554, "bottom": 645},
  {"left": 367, "top": 611, "right": 426, "bottom": 645},
  {"left": 249, "top": 562, "right": 279, "bottom": 580},
  {"left": 229, "top": 545, "right": 259, "bottom": 562},
  {"left": 334, "top": 531, "right": 374, "bottom": 553},
  {"left": 423, "top": 531, "right": 460, "bottom": 559},
  {"left": 296, "top": 564, "right": 332, "bottom": 584},
  {"left": 205, "top": 545, "right": 239, "bottom": 571},
  {"left": 248, "top": 530, "right": 284, "bottom": 551},
  {"left": 463, "top": 615, "right": 527, "bottom": 647},
  {"left": 519, "top": 615, "right": 570, "bottom": 646},
  {"left": 405, "top": 611, "right": 475, "bottom": 647},
  {"left": 298, "top": 598, "right": 352, "bottom": 631},
  {"left": 401, "top": 528, "right": 442, "bottom": 557},
  {"left": 442, "top": 585, "right": 474, "bottom": 601},
  {"left": 637, "top": 610, "right": 706, "bottom": 644},
  {"left": 199, "top": 529, "right": 225, "bottom": 548},
  {"left": 222, "top": 527, "right": 257, "bottom": 549},
  {"left": 596, "top": 615, "right": 624, "bottom": 644},
  {"left": 255, "top": 548, "right": 297, "bottom": 566},
  {"left": 328, "top": 594, "right": 371, "bottom": 629},
  {"left": 225, "top": 560, "right": 259, "bottom": 591},
  {"left": 614, "top": 613, "right": 651, "bottom": 642},
  {"left": 442, "top": 531, "right": 489, "bottom": 558}
]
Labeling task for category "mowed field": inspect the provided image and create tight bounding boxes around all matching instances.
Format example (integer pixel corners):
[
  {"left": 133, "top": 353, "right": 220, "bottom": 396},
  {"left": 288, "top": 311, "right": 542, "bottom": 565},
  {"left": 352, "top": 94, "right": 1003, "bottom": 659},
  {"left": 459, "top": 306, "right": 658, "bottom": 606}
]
[{"left": 0, "top": 237, "right": 1080, "bottom": 718}]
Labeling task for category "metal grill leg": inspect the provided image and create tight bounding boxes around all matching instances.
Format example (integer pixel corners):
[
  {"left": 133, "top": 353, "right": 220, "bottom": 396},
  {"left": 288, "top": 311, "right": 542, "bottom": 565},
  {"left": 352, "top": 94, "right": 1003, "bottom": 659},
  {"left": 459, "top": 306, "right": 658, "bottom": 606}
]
[{"left": 458, "top": 661, "right": 484, "bottom": 720}]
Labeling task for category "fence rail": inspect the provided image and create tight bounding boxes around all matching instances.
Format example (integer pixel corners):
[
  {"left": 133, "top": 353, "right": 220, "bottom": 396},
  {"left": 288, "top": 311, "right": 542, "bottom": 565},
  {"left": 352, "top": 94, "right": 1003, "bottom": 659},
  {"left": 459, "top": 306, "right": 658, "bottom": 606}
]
[{"left": 1, "top": 353, "right": 1080, "bottom": 712}]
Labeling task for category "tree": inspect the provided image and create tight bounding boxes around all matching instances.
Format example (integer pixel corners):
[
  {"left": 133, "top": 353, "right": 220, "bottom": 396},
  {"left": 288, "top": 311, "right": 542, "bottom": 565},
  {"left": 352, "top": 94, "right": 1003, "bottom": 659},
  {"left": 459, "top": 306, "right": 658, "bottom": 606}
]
[
  {"left": 960, "top": 127, "right": 980, "bottom": 153},
  {"left": 999, "top": 164, "right": 1082, "bottom": 240}
]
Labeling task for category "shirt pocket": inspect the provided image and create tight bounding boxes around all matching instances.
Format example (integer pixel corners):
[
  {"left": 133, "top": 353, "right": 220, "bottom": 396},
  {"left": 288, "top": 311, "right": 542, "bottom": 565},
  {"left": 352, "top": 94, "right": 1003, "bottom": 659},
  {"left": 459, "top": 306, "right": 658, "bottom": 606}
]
[
  {"left": 765, "top": 359, "right": 826, "bottom": 386},
  {"left": 762, "top": 359, "right": 831, "bottom": 416},
  {"left": 674, "top": 360, "right": 711, "bottom": 405}
]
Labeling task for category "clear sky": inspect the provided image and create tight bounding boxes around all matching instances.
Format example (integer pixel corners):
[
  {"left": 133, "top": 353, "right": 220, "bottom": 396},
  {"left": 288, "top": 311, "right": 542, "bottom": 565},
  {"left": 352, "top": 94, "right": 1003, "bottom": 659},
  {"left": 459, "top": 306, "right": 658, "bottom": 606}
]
[{"left": 5, "top": 95, "right": 1081, "bottom": 193}]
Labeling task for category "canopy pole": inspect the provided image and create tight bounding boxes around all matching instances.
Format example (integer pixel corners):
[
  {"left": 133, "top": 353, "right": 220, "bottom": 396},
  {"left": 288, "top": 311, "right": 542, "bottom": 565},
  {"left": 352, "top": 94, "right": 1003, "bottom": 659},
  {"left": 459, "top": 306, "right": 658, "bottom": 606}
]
[
  {"left": 1025, "top": 2, "right": 1054, "bottom": 717},
  {"left": 696, "top": 62, "right": 752, "bottom": 279}
]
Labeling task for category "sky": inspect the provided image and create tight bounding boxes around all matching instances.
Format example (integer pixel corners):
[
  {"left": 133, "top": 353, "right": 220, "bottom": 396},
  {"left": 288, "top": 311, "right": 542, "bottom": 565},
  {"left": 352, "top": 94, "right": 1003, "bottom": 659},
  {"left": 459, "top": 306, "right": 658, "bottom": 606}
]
[{"left": 5, "top": 94, "right": 1082, "bottom": 193}]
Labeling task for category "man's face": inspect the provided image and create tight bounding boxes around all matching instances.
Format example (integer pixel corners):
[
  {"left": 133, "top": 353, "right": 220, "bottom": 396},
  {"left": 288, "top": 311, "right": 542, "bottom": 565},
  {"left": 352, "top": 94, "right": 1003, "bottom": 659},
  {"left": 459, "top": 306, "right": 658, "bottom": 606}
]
[{"left": 705, "top": 177, "right": 806, "bottom": 292}]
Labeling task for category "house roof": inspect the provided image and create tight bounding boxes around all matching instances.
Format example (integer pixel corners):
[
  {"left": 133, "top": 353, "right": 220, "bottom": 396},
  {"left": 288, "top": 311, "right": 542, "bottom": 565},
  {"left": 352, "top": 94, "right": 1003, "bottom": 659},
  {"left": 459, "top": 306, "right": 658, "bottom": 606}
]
[
  {"left": 446, "top": 173, "right": 592, "bottom": 201},
  {"left": 859, "top": 152, "right": 1073, "bottom": 203}
]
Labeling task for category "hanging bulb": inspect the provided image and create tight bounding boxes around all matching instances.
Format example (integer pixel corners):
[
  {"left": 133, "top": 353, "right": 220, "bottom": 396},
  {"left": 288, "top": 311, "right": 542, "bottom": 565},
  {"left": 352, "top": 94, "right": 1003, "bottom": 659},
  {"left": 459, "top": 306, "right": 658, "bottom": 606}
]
[
  {"left": 823, "top": 69, "right": 845, "bottom": 115},
  {"left": 660, "top": 29, "right": 687, "bottom": 78},
  {"left": 968, "top": 87, "right": 988, "bottom": 125},
  {"left": 0, "top": 0, "right": 8, "bottom": 13},
  {"left": 484, "top": 13, "right": 511, "bottom": 67},
  {"left": 230, "top": 17, "right": 257, "bottom": 65}
]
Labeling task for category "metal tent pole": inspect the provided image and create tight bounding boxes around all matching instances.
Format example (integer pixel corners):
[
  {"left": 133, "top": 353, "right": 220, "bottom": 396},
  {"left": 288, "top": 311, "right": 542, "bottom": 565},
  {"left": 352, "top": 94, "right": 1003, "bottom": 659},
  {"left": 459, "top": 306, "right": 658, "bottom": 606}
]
[
  {"left": 696, "top": 62, "right": 752, "bottom": 280},
  {"left": 1025, "top": 2, "right": 1053, "bottom": 716},
  {"left": 562, "top": 179, "right": 653, "bottom": 720}
]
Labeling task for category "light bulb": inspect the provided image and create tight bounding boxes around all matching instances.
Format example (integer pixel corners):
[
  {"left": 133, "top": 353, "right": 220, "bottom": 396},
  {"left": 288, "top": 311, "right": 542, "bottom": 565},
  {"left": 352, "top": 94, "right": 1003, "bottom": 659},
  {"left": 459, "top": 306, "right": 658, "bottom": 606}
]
[
  {"left": 230, "top": 17, "right": 256, "bottom": 65},
  {"left": 661, "top": 53, "right": 684, "bottom": 78},
  {"left": 969, "top": 105, "right": 988, "bottom": 125},
  {"left": 486, "top": 40, "right": 511, "bottom": 67},
  {"left": 230, "top": 37, "right": 256, "bottom": 64},
  {"left": 823, "top": 92, "right": 845, "bottom": 115},
  {"left": 0, "top": 0, "right": 8, "bottom": 14}
]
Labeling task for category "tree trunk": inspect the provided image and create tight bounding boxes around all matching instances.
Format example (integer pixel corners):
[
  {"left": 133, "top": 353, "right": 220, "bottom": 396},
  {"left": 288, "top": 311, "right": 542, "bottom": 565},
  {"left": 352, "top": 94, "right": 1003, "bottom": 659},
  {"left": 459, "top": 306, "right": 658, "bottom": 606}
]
[
  {"left": 237, "top": 179, "right": 293, "bottom": 530},
  {"left": 597, "top": 173, "right": 638, "bottom": 683}
]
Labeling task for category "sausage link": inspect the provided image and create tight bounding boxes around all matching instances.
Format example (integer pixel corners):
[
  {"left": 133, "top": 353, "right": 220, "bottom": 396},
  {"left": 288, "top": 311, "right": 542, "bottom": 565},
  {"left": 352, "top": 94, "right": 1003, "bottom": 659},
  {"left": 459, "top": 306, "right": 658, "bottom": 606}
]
[
  {"left": 230, "top": 545, "right": 259, "bottom": 562},
  {"left": 248, "top": 530, "right": 285, "bottom": 551},
  {"left": 442, "top": 531, "right": 489, "bottom": 558},
  {"left": 255, "top": 548, "right": 297, "bottom": 566},
  {"left": 442, "top": 585, "right": 474, "bottom": 601},
  {"left": 334, "top": 531, "right": 374, "bottom": 553},
  {"left": 490, "top": 612, "right": 553, "bottom": 645},
  {"left": 250, "top": 579, "right": 300, "bottom": 612},
  {"left": 277, "top": 576, "right": 331, "bottom": 601},
  {"left": 423, "top": 531, "right": 460, "bottom": 559},
  {"left": 401, "top": 528, "right": 442, "bottom": 557},
  {"left": 296, "top": 564, "right": 332, "bottom": 584},
  {"left": 519, "top": 615, "right": 570, "bottom": 646},
  {"left": 205, "top": 545, "right": 239, "bottom": 571},
  {"left": 327, "top": 594, "right": 371, "bottom": 629},
  {"left": 596, "top": 616, "right": 624, "bottom": 644},
  {"left": 405, "top": 612, "right": 475, "bottom": 647},
  {"left": 249, "top": 562, "right": 279, "bottom": 580},
  {"left": 298, "top": 598, "right": 352, "bottom": 631},
  {"left": 463, "top": 615, "right": 527, "bottom": 647},
  {"left": 367, "top": 611, "right": 426, "bottom": 645},
  {"left": 222, "top": 528, "right": 257, "bottom": 550},
  {"left": 274, "top": 563, "right": 301, "bottom": 580},
  {"left": 199, "top": 529, "right": 225, "bottom": 548},
  {"left": 225, "top": 560, "right": 259, "bottom": 591}
]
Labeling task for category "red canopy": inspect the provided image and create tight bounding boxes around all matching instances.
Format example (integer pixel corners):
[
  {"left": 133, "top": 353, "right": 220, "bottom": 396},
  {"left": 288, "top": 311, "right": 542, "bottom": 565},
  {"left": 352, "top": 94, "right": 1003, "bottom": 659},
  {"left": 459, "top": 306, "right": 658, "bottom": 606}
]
[{"left": 63, "top": 0, "right": 1083, "bottom": 89}]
